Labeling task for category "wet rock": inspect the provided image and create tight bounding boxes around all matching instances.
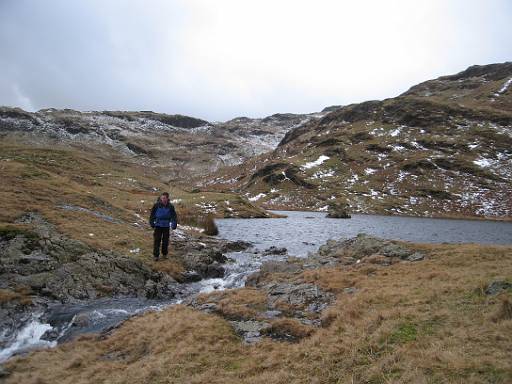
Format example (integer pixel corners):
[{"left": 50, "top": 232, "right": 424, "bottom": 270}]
[
  {"left": 221, "top": 240, "right": 252, "bottom": 252},
  {"left": 262, "top": 246, "right": 287, "bottom": 256},
  {"left": 179, "top": 270, "right": 202, "bottom": 283},
  {"left": 72, "top": 313, "right": 91, "bottom": 328},
  {"left": 179, "top": 248, "right": 228, "bottom": 279},
  {"left": 205, "top": 262, "right": 225, "bottom": 279},
  {"left": 485, "top": 280, "right": 512, "bottom": 295},
  {"left": 144, "top": 280, "right": 158, "bottom": 299},
  {"left": 40, "top": 328, "right": 60, "bottom": 341},
  {"left": 326, "top": 202, "right": 351, "bottom": 219}
]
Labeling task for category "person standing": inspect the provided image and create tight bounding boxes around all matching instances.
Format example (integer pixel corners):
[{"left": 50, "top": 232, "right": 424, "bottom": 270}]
[{"left": 149, "top": 192, "right": 177, "bottom": 261}]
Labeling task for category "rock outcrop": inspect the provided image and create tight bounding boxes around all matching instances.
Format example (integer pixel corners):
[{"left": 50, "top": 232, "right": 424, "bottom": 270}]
[
  {"left": 187, "top": 234, "right": 425, "bottom": 344},
  {"left": 0, "top": 214, "right": 179, "bottom": 347},
  {"left": 326, "top": 202, "right": 351, "bottom": 218},
  {"left": 307, "top": 233, "right": 425, "bottom": 267}
]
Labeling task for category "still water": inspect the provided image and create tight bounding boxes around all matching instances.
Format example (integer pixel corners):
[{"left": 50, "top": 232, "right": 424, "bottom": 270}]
[{"left": 217, "top": 210, "right": 512, "bottom": 257}]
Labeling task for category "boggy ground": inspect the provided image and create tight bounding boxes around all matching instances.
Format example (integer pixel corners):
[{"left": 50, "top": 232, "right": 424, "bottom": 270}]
[{"left": 2, "top": 235, "right": 512, "bottom": 384}]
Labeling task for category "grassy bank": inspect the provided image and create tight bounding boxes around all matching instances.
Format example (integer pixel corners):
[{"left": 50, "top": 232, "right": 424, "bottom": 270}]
[
  {"left": 0, "top": 141, "right": 271, "bottom": 260},
  {"left": 4, "top": 242, "right": 512, "bottom": 383}
]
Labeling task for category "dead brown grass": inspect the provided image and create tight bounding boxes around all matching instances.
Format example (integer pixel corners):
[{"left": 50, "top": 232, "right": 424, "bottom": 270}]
[
  {"left": 0, "top": 289, "right": 19, "bottom": 303},
  {"left": 4, "top": 242, "right": 512, "bottom": 383},
  {"left": 0, "top": 286, "right": 33, "bottom": 305},
  {"left": 176, "top": 207, "right": 219, "bottom": 234},
  {"left": 202, "top": 213, "right": 219, "bottom": 236},
  {"left": 263, "top": 318, "right": 315, "bottom": 340},
  {"left": 492, "top": 296, "right": 512, "bottom": 322},
  {"left": 194, "top": 288, "right": 268, "bottom": 320},
  {"left": 0, "top": 141, "right": 230, "bottom": 274}
]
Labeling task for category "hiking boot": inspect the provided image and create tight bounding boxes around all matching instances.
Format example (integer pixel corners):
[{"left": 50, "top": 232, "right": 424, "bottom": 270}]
[{"left": 153, "top": 255, "right": 160, "bottom": 261}]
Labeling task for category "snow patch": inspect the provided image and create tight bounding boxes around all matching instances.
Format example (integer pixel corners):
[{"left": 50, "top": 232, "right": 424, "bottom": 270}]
[
  {"left": 473, "top": 158, "right": 494, "bottom": 168},
  {"left": 389, "top": 127, "right": 402, "bottom": 137},
  {"left": 301, "top": 155, "right": 330, "bottom": 169},
  {"left": 311, "top": 169, "right": 335, "bottom": 179},
  {"left": 390, "top": 144, "right": 406, "bottom": 151},
  {"left": 347, "top": 173, "right": 359, "bottom": 185},
  {"left": 248, "top": 193, "right": 266, "bottom": 202},
  {"left": 397, "top": 171, "right": 409, "bottom": 182},
  {"left": 494, "top": 77, "right": 512, "bottom": 96}
]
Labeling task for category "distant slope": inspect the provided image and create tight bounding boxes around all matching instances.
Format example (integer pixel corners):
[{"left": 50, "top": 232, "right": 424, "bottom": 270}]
[
  {"left": 0, "top": 108, "right": 327, "bottom": 180},
  {"left": 201, "top": 62, "right": 512, "bottom": 220}
]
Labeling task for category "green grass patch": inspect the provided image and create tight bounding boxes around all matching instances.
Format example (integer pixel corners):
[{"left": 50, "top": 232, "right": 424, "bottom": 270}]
[{"left": 387, "top": 322, "right": 417, "bottom": 344}]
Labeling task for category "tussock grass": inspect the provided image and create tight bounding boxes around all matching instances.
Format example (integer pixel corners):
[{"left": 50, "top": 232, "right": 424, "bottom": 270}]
[
  {"left": 194, "top": 288, "right": 267, "bottom": 320},
  {"left": 4, "top": 242, "right": 512, "bottom": 383},
  {"left": 202, "top": 214, "right": 219, "bottom": 236},
  {"left": 175, "top": 207, "right": 218, "bottom": 235},
  {"left": 263, "top": 318, "right": 315, "bottom": 340},
  {"left": 493, "top": 297, "right": 512, "bottom": 322}
]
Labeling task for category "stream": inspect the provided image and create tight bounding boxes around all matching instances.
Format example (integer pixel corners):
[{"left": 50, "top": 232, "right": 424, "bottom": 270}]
[{"left": 1, "top": 211, "right": 511, "bottom": 362}]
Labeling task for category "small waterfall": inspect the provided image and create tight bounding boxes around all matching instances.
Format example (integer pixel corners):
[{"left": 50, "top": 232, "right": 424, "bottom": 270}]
[{"left": 0, "top": 316, "right": 56, "bottom": 363}]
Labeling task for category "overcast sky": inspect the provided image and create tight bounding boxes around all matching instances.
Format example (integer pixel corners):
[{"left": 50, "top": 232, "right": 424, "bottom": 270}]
[{"left": 0, "top": 0, "right": 511, "bottom": 121}]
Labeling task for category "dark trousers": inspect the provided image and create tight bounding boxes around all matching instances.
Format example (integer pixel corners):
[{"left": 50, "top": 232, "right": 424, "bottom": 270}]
[{"left": 153, "top": 227, "right": 170, "bottom": 258}]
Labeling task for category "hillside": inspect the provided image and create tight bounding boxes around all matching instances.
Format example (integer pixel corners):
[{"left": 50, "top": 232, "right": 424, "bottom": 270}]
[
  {"left": 0, "top": 107, "right": 326, "bottom": 180},
  {"left": 201, "top": 62, "right": 512, "bottom": 220}
]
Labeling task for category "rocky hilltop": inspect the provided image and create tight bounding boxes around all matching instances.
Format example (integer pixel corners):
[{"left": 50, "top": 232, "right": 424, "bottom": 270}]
[
  {"left": 0, "top": 107, "right": 326, "bottom": 180},
  {"left": 202, "top": 62, "right": 512, "bottom": 220}
]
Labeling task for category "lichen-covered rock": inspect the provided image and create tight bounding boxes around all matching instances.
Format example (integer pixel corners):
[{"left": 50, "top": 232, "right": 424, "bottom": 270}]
[
  {"left": 309, "top": 233, "right": 425, "bottom": 266},
  {"left": 263, "top": 282, "right": 334, "bottom": 316}
]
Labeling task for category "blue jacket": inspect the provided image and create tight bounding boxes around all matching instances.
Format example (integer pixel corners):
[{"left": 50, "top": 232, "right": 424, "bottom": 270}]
[{"left": 149, "top": 201, "right": 177, "bottom": 229}]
